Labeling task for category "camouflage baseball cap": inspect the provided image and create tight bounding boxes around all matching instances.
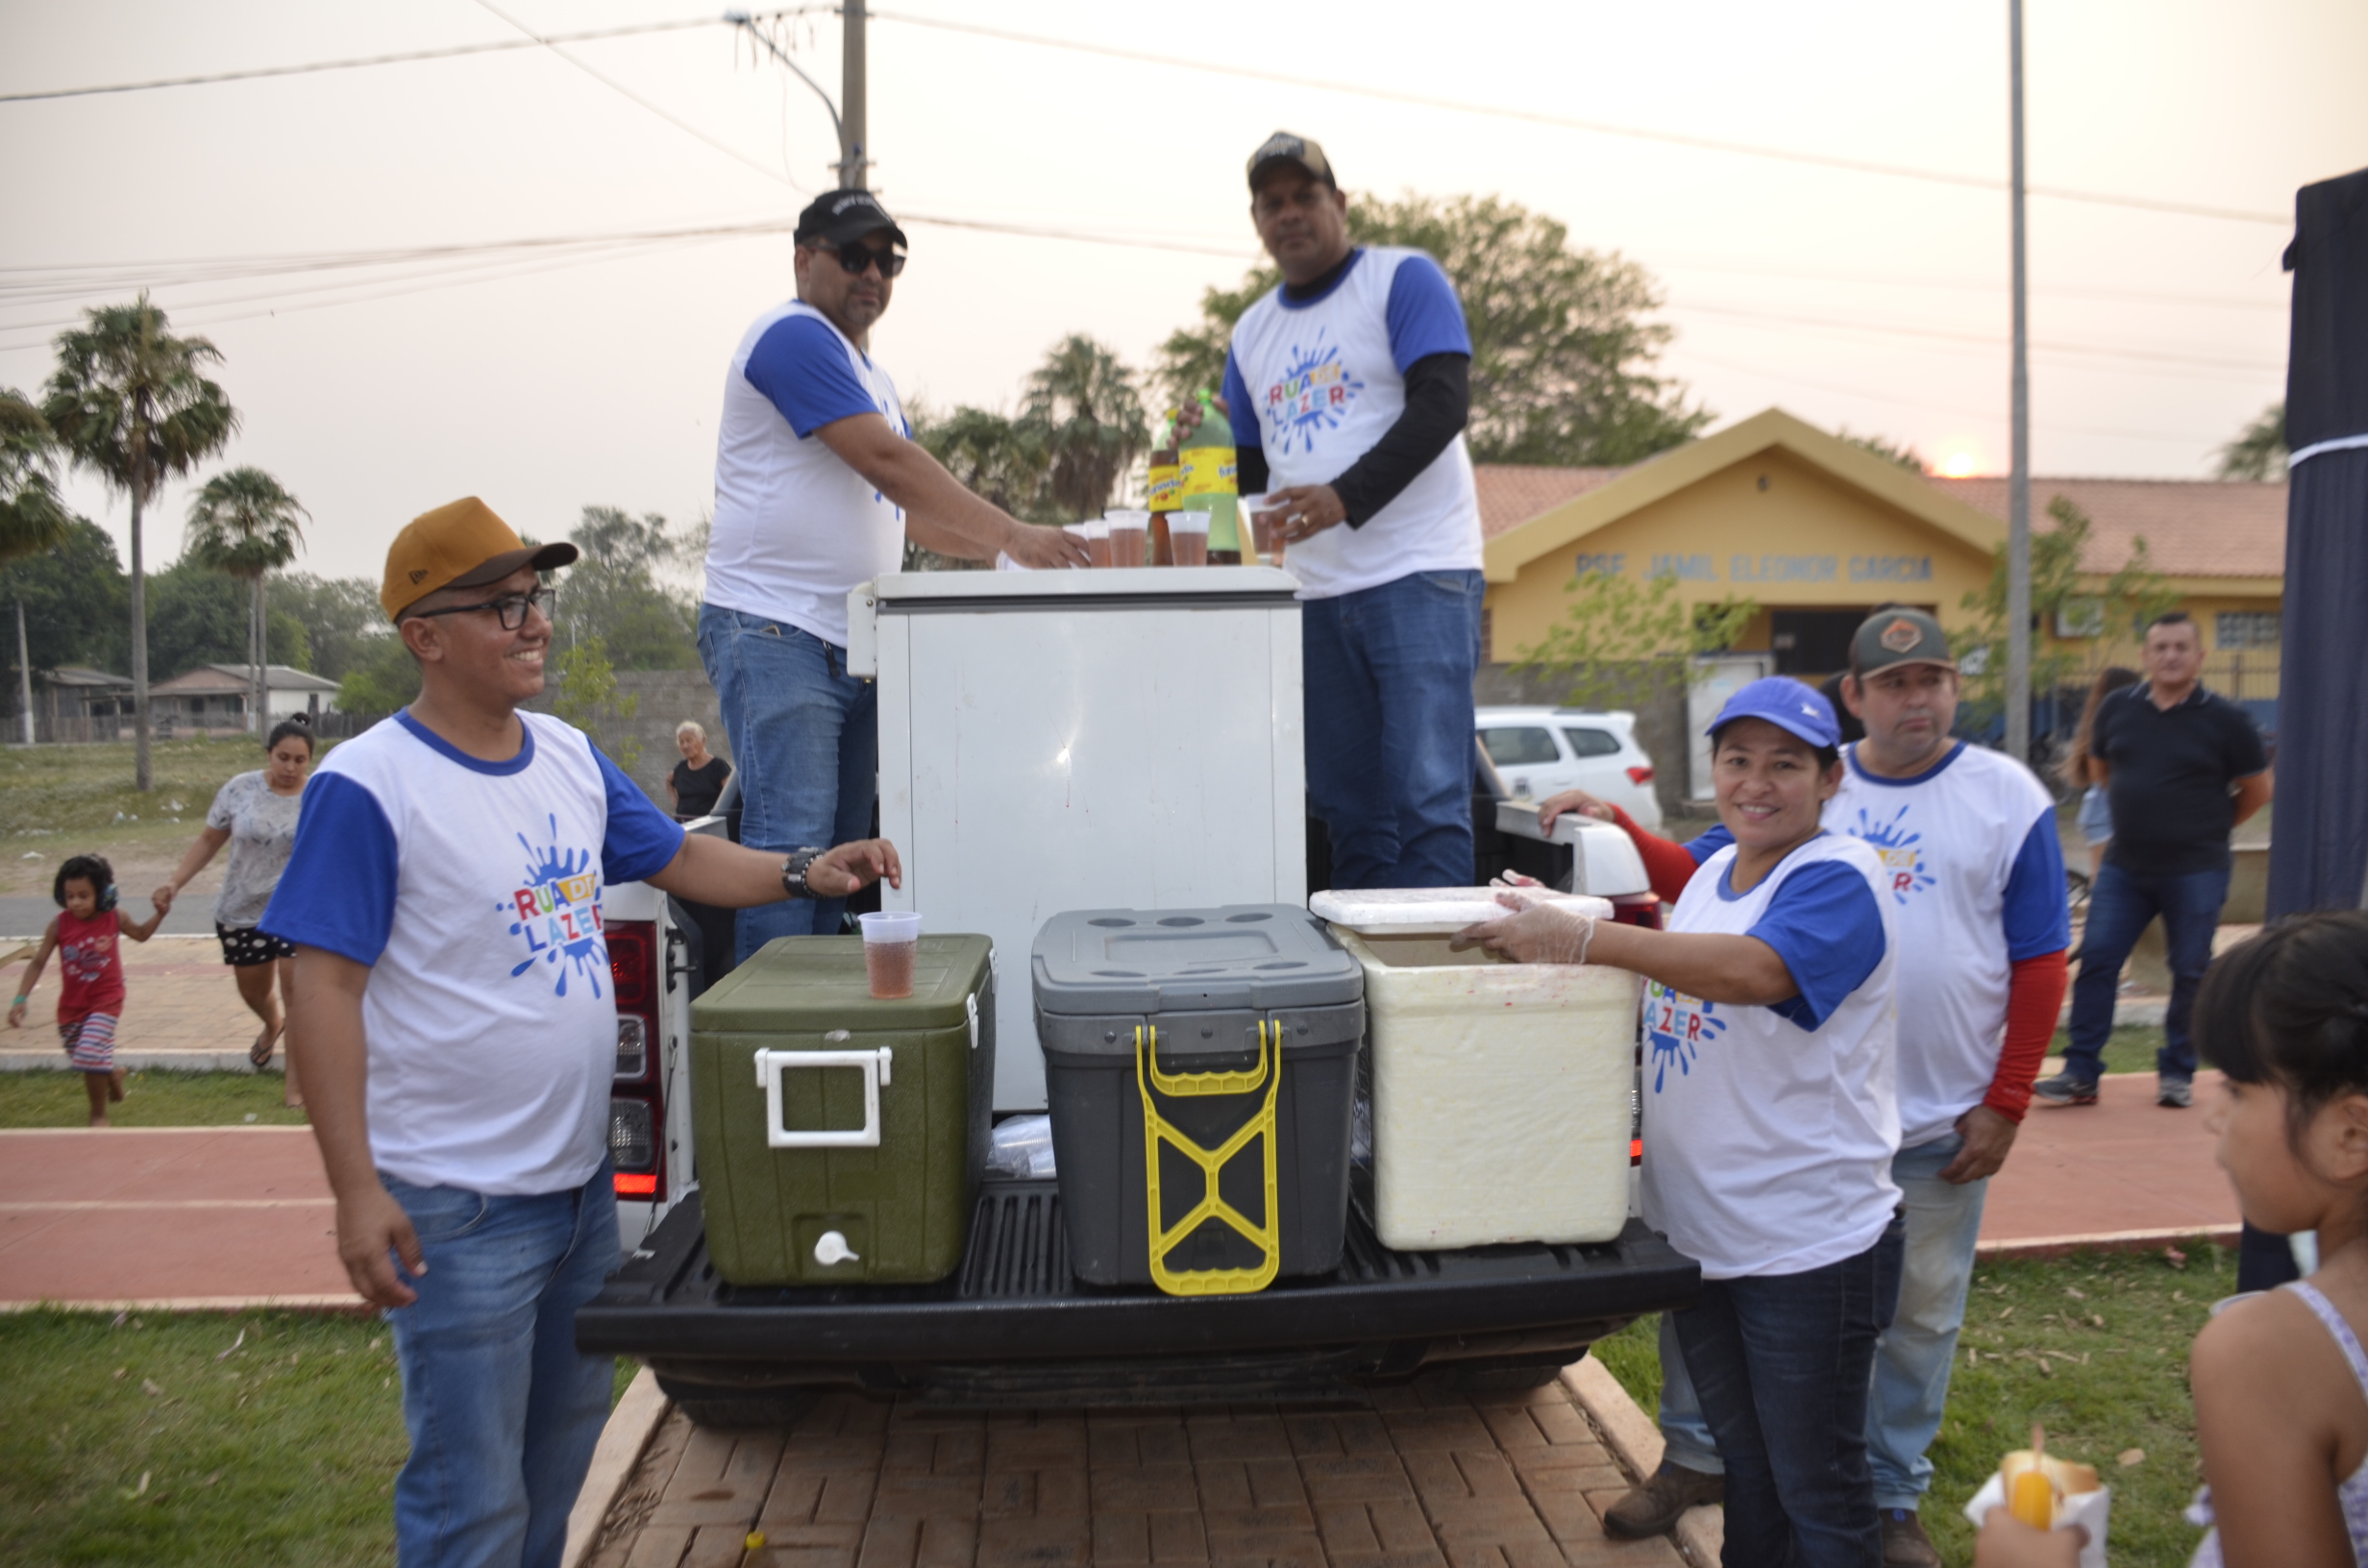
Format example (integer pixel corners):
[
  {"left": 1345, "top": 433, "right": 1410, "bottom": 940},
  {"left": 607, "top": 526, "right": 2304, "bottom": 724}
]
[{"left": 1850, "top": 607, "right": 1957, "bottom": 674}]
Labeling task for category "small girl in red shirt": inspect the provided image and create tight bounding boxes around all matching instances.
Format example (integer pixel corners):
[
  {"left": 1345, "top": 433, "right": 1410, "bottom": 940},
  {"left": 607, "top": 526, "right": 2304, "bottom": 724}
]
[{"left": 8, "top": 854, "right": 170, "bottom": 1126}]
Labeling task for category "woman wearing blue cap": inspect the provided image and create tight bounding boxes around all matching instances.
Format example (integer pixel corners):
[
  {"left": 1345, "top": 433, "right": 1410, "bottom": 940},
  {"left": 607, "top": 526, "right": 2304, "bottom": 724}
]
[{"left": 1462, "top": 675, "right": 1903, "bottom": 1568}]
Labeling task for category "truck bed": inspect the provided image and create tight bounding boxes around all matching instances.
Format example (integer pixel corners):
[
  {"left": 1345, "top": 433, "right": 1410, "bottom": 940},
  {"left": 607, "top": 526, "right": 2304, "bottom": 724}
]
[{"left": 580, "top": 1176, "right": 1697, "bottom": 1407}]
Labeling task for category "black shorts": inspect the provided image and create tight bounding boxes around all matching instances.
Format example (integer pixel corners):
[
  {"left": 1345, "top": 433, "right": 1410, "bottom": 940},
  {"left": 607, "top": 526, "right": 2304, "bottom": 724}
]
[{"left": 217, "top": 923, "right": 296, "bottom": 968}]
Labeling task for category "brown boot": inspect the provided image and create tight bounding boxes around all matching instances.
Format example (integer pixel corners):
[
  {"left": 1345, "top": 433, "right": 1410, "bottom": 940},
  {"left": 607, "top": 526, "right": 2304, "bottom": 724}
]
[
  {"left": 1881, "top": 1508, "right": 1942, "bottom": 1567},
  {"left": 1601, "top": 1460, "right": 1725, "bottom": 1539}
]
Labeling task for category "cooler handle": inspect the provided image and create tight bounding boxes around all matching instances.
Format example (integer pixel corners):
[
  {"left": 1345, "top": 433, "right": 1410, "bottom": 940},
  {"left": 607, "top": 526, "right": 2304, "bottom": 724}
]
[
  {"left": 753, "top": 1046, "right": 894, "bottom": 1149},
  {"left": 1136, "top": 1020, "right": 1282, "bottom": 1297},
  {"left": 967, "top": 992, "right": 979, "bottom": 1052}
]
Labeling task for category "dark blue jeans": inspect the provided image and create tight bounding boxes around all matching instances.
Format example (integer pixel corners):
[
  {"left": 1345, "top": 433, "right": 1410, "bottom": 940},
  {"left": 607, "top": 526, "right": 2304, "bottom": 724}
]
[
  {"left": 697, "top": 604, "right": 877, "bottom": 962},
  {"left": 1670, "top": 1219, "right": 1905, "bottom": 1568},
  {"left": 2063, "top": 858, "right": 2231, "bottom": 1084},
  {"left": 1301, "top": 569, "right": 1483, "bottom": 890}
]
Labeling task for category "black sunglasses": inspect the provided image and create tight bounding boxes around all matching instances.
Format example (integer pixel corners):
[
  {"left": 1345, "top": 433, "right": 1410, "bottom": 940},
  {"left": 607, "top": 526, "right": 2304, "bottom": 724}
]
[
  {"left": 829, "top": 239, "right": 906, "bottom": 278},
  {"left": 408, "top": 588, "right": 547, "bottom": 631}
]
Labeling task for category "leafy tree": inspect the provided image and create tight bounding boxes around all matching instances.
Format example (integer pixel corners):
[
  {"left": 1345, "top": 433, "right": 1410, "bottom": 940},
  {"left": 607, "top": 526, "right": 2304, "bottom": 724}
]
[
  {"left": 1, "top": 389, "right": 77, "bottom": 565},
  {"left": 270, "top": 573, "right": 389, "bottom": 684},
  {"left": 145, "top": 555, "right": 308, "bottom": 681},
  {"left": 185, "top": 466, "right": 307, "bottom": 732},
  {"left": 554, "top": 506, "right": 699, "bottom": 671},
  {"left": 1157, "top": 192, "right": 1709, "bottom": 466},
  {"left": 1515, "top": 571, "right": 1759, "bottom": 710},
  {"left": 1836, "top": 429, "right": 1925, "bottom": 473},
  {"left": 1957, "top": 495, "right": 2181, "bottom": 731},
  {"left": 336, "top": 633, "right": 422, "bottom": 715},
  {"left": 2214, "top": 403, "right": 2286, "bottom": 480},
  {"left": 547, "top": 636, "right": 640, "bottom": 772},
  {"left": 1023, "top": 335, "right": 1150, "bottom": 522},
  {"left": 0, "top": 520, "right": 129, "bottom": 674},
  {"left": 43, "top": 295, "right": 238, "bottom": 788}
]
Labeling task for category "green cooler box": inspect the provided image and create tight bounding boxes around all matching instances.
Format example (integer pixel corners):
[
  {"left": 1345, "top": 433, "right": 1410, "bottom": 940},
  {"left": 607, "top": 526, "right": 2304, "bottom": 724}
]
[{"left": 689, "top": 934, "right": 995, "bottom": 1286}]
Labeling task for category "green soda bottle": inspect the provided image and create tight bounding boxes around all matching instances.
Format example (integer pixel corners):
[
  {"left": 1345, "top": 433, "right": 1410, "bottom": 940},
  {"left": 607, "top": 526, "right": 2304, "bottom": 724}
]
[{"left": 1178, "top": 390, "right": 1241, "bottom": 557}]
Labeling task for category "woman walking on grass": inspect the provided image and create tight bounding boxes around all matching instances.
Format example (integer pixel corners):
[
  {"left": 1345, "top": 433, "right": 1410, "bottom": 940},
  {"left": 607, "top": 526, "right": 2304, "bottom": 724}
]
[
  {"left": 7, "top": 854, "right": 170, "bottom": 1126},
  {"left": 157, "top": 716, "right": 315, "bottom": 1106}
]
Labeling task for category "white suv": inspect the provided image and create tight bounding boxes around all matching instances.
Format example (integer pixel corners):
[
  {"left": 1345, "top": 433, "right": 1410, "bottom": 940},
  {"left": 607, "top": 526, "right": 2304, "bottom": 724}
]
[{"left": 1475, "top": 706, "right": 1664, "bottom": 830}]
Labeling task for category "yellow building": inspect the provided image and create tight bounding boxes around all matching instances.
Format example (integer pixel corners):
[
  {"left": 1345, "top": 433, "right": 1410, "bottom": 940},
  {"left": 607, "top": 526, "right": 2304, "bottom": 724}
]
[{"left": 1477, "top": 408, "right": 2286, "bottom": 713}]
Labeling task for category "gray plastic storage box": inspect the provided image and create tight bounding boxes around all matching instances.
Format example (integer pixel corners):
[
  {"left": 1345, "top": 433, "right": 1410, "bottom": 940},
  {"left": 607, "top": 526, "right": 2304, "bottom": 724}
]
[{"left": 1032, "top": 905, "right": 1363, "bottom": 1293}]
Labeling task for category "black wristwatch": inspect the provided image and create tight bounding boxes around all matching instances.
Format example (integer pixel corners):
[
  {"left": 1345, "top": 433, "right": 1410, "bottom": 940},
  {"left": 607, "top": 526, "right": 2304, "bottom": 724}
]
[{"left": 780, "top": 847, "right": 826, "bottom": 900}]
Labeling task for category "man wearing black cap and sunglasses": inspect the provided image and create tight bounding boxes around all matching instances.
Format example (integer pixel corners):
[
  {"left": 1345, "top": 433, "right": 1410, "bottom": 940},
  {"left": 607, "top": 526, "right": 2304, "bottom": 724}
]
[{"left": 699, "top": 190, "right": 1086, "bottom": 962}]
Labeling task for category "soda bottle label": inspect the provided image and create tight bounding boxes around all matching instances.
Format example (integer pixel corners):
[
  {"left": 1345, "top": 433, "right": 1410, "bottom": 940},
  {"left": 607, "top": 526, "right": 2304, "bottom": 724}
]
[
  {"left": 1147, "top": 461, "right": 1181, "bottom": 512},
  {"left": 1179, "top": 450, "right": 1237, "bottom": 499}
]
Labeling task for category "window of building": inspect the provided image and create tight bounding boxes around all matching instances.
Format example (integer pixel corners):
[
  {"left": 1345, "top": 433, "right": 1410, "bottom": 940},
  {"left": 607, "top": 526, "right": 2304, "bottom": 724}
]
[
  {"left": 2216, "top": 611, "right": 2281, "bottom": 649},
  {"left": 1561, "top": 726, "right": 1622, "bottom": 759},
  {"left": 1479, "top": 727, "right": 1562, "bottom": 767}
]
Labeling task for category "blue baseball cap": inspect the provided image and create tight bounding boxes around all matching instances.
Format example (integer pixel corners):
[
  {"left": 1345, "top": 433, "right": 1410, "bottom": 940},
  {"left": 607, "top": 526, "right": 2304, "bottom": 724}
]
[{"left": 1707, "top": 676, "right": 1842, "bottom": 749}]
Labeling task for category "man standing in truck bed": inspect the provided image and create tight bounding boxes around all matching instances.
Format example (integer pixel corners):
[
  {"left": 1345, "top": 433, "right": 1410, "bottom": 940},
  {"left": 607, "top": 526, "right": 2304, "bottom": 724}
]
[{"left": 1188, "top": 132, "right": 1486, "bottom": 890}]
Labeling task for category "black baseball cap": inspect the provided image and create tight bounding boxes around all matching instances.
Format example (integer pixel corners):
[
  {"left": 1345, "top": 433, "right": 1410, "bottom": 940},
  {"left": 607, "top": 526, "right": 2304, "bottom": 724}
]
[
  {"left": 793, "top": 188, "right": 908, "bottom": 249},
  {"left": 1246, "top": 132, "right": 1338, "bottom": 191},
  {"left": 1850, "top": 607, "right": 1958, "bottom": 674}
]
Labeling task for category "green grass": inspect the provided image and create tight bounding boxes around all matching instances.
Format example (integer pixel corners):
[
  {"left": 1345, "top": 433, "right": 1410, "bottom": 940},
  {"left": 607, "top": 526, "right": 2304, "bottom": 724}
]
[
  {"left": 0, "top": 1311, "right": 640, "bottom": 1567},
  {"left": 2054, "top": 1023, "right": 2169, "bottom": 1078},
  {"left": 0, "top": 735, "right": 268, "bottom": 838},
  {"left": 0, "top": 1069, "right": 308, "bottom": 1129},
  {"left": 1591, "top": 1241, "right": 2231, "bottom": 1568}
]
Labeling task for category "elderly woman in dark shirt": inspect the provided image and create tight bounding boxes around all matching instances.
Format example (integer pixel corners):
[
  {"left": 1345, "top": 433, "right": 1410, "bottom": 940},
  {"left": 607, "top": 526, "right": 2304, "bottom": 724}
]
[{"left": 666, "top": 721, "right": 733, "bottom": 821}]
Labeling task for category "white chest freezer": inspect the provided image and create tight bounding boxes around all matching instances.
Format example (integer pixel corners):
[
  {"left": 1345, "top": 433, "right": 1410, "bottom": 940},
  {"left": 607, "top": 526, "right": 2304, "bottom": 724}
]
[{"left": 849, "top": 568, "right": 1307, "bottom": 1109}]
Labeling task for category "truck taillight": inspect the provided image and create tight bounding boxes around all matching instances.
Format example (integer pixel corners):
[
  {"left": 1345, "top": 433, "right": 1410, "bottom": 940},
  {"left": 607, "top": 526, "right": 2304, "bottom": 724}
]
[
  {"left": 1625, "top": 765, "right": 1654, "bottom": 785},
  {"left": 607, "top": 919, "right": 665, "bottom": 1202},
  {"left": 1609, "top": 893, "right": 1663, "bottom": 930}
]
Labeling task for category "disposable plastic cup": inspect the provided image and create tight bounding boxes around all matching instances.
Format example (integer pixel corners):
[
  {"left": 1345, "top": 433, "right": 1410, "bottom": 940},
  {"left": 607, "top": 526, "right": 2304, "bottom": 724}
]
[
  {"left": 1105, "top": 509, "right": 1149, "bottom": 568},
  {"left": 1084, "top": 518, "right": 1113, "bottom": 569},
  {"left": 1062, "top": 523, "right": 1091, "bottom": 569},
  {"left": 858, "top": 910, "right": 923, "bottom": 998},
  {"left": 1169, "top": 511, "right": 1209, "bottom": 567},
  {"left": 1246, "top": 498, "right": 1285, "bottom": 559}
]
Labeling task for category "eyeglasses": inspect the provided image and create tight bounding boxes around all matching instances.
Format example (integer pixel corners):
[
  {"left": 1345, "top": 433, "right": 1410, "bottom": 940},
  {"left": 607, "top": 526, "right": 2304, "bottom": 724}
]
[
  {"left": 408, "top": 588, "right": 547, "bottom": 631},
  {"left": 830, "top": 240, "right": 906, "bottom": 278}
]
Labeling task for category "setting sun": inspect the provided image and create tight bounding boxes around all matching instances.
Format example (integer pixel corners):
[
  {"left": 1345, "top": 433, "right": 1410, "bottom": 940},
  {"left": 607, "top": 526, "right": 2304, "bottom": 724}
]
[{"left": 1938, "top": 446, "right": 1983, "bottom": 478}]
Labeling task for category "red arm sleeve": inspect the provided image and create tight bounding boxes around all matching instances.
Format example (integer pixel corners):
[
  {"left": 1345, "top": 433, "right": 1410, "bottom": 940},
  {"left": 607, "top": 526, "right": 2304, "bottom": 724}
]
[
  {"left": 1985, "top": 949, "right": 2070, "bottom": 1122},
  {"left": 1605, "top": 805, "right": 1703, "bottom": 905}
]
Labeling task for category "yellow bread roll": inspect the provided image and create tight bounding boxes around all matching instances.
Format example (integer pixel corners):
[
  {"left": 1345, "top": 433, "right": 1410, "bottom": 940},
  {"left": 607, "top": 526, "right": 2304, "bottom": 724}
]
[{"left": 2001, "top": 1450, "right": 2103, "bottom": 1497}]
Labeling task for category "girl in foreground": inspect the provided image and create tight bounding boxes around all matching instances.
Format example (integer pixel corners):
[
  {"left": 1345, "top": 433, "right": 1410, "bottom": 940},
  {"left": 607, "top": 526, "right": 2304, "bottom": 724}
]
[
  {"left": 1976, "top": 910, "right": 2368, "bottom": 1567},
  {"left": 7, "top": 854, "right": 171, "bottom": 1124},
  {"left": 1462, "top": 677, "right": 1903, "bottom": 1568}
]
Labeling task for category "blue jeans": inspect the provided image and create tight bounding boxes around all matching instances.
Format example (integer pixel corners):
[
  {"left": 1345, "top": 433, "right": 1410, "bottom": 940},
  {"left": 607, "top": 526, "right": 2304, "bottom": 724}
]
[
  {"left": 1301, "top": 569, "right": 1483, "bottom": 890},
  {"left": 698, "top": 604, "right": 877, "bottom": 962},
  {"left": 1668, "top": 1220, "right": 1904, "bottom": 1568},
  {"left": 1657, "top": 1144, "right": 1982, "bottom": 1511},
  {"left": 2064, "top": 858, "right": 2231, "bottom": 1084},
  {"left": 382, "top": 1164, "right": 620, "bottom": 1568}
]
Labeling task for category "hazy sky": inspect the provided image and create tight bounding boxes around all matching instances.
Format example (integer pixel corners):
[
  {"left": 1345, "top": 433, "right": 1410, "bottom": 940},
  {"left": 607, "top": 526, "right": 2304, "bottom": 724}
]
[{"left": 2, "top": 0, "right": 2358, "bottom": 584}]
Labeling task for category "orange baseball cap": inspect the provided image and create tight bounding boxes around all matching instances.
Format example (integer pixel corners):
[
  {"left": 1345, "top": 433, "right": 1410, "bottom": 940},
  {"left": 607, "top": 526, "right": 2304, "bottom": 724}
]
[{"left": 381, "top": 497, "right": 577, "bottom": 622}]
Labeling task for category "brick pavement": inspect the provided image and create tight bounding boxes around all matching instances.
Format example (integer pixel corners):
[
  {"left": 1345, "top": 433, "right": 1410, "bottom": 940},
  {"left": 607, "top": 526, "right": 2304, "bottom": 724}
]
[
  {"left": 0, "top": 936, "right": 264, "bottom": 1070},
  {"left": 583, "top": 1381, "right": 1685, "bottom": 1568}
]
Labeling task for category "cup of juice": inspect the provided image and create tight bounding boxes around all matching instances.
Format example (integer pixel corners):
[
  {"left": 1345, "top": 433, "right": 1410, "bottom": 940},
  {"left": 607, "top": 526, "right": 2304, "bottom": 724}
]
[
  {"left": 1105, "top": 509, "right": 1149, "bottom": 568},
  {"left": 1083, "top": 519, "right": 1112, "bottom": 569},
  {"left": 856, "top": 910, "right": 923, "bottom": 999},
  {"left": 1169, "top": 511, "right": 1209, "bottom": 567}
]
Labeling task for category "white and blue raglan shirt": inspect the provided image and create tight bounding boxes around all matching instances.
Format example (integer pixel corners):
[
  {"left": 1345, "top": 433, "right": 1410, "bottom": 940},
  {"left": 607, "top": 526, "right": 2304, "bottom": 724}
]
[
  {"left": 1641, "top": 832, "right": 1900, "bottom": 1281},
  {"left": 704, "top": 299, "right": 910, "bottom": 648},
  {"left": 1683, "top": 742, "right": 2070, "bottom": 1149},
  {"left": 259, "top": 711, "right": 685, "bottom": 1195},
  {"left": 1221, "top": 246, "right": 1483, "bottom": 600}
]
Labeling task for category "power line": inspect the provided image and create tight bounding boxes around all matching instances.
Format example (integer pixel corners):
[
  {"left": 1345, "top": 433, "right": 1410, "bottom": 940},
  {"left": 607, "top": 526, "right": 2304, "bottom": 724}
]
[
  {"left": 869, "top": 10, "right": 2290, "bottom": 229},
  {"left": 1671, "top": 300, "right": 2283, "bottom": 376},
  {"left": 1650, "top": 257, "right": 2286, "bottom": 315},
  {"left": 0, "top": 14, "right": 807, "bottom": 104},
  {"left": 470, "top": 0, "right": 805, "bottom": 192}
]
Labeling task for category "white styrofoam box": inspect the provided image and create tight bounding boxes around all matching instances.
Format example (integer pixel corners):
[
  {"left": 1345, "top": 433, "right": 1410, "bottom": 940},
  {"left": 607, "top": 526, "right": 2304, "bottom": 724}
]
[
  {"left": 1310, "top": 887, "right": 1612, "bottom": 936},
  {"left": 1490, "top": 802, "right": 1655, "bottom": 898},
  {"left": 1335, "top": 928, "right": 1639, "bottom": 1251}
]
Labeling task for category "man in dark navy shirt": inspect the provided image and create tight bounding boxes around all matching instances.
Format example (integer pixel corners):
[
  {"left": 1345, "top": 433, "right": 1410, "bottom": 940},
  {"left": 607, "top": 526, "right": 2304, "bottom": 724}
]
[{"left": 2035, "top": 612, "right": 2272, "bottom": 1109}]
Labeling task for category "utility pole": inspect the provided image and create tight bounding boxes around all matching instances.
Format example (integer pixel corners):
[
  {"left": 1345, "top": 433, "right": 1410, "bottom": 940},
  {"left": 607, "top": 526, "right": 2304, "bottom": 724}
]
[
  {"left": 839, "top": 0, "right": 868, "bottom": 189},
  {"left": 14, "top": 600, "right": 33, "bottom": 747},
  {"left": 2006, "top": 0, "right": 2033, "bottom": 764}
]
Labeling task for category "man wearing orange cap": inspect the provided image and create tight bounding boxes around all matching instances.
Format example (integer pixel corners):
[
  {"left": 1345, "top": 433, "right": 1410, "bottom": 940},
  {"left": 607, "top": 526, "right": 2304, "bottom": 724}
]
[{"left": 261, "top": 498, "right": 901, "bottom": 1568}]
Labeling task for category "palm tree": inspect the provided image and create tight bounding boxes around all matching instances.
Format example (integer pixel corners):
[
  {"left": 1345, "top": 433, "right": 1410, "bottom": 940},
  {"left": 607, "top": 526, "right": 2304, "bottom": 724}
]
[
  {"left": 1, "top": 388, "right": 79, "bottom": 745},
  {"left": 43, "top": 295, "right": 238, "bottom": 789},
  {"left": 1022, "top": 335, "right": 1149, "bottom": 522},
  {"left": 186, "top": 467, "right": 307, "bottom": 735}
]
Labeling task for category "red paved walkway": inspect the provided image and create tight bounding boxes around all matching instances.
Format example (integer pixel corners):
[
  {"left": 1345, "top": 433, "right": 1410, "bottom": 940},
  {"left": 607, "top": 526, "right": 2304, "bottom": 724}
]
[{"left": 0, "top": 1073, "right": 2240, "bottom": 1310}]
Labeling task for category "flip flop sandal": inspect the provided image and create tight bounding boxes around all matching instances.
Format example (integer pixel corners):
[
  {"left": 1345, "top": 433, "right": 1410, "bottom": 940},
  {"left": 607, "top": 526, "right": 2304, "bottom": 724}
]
[{"left": 250, "top": 1028, "right": 276, "bottom": 1068}]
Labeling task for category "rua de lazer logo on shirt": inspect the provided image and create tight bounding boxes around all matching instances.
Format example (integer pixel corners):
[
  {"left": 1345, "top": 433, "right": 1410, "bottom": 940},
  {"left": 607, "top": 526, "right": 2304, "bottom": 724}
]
[
  {"left": 1264, "top": 331, "right": 1365, "bottom": 454},
  {"left": 1644, "top": 980, "right": 1726, "bottom": 1092},
  {"left": 500, "top": 816, "right": 608, "bottom": 997},
  {"left": 1850, "top": 805, "right": 1937, "bottom": 905}
]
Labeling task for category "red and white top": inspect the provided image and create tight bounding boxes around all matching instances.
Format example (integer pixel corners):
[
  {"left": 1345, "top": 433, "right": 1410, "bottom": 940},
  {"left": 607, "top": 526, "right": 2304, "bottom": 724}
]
[{"left": 55, "top": 906, "right": 125, "bottom": 1024}]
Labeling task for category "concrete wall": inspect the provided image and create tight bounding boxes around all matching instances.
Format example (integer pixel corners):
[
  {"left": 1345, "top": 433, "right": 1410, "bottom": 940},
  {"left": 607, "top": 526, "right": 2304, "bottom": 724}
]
[{"left": 525, "top": 670, "right": 728, "bottom": 807}]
